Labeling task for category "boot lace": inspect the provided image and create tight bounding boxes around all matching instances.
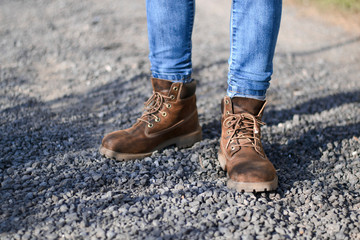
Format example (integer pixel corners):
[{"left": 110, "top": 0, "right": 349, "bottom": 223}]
[
  {"left": 223, "top": 112, "right": 265, "bottom": 156},
  {"left": 138, "top": 92, "right": 172, "bottom": 127}
]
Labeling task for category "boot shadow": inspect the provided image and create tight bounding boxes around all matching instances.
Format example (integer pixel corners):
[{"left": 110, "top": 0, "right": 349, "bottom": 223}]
[{"left": 263, "top": 90, "right": 360, "bottom": 126}]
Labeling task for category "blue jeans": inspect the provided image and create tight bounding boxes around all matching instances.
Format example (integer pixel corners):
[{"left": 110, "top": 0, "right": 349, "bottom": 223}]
[{"left": 146, "top": 0, "right": 282, "bottom": 100}]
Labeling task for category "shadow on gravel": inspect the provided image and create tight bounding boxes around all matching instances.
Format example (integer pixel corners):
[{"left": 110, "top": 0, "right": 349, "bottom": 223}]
[
  {"left": 201, "top": 119, "right": 222, "bottom": 140},
  {"left": 194, "top": 89, "right": 360, "bottom": 198},
  {"left": 264, "top": 90, "right": 360, "bottom": 126},
  {"left": 0, "top": 73, "right": 151, "bottom": 233},
  {"left": 1, "top": 71, "right": 359, "bottom": 233},
  {"left": 0, "top": 72, "right": 150, "bottom": 168},
  {"left": 267, "top": 122, "right": 360, "bottom": 196}
]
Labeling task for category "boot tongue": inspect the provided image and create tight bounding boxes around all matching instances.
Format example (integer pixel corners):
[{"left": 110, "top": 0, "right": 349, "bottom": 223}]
[
  {"left": 151, "top": 78, "right": 173, "bottom": 95},
  {"left": 232, "top": 97, "right": 265, "bottom": 115}
]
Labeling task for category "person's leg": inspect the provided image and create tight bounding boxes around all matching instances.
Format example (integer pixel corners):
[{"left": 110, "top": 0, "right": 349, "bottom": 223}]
[
  {"left": 100, "top": 0, "right": 202, "bottom": 161},
  {"left": 219, "top": 0, "right": 282, "bottom": 192},
  {"left": 228, "top": 0, "right": 282, "bottom": 100},
  {"left": 146, "top": 0, "right": 195, "bottom": 83}
]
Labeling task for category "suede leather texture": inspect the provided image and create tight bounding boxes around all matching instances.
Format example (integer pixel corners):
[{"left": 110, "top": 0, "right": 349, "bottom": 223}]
[
  {"left": 219, "top": 96, "right": 277, "bottom": 183},
  {"left": 102, "top": 78, "right": 201, "bottom": 154}
]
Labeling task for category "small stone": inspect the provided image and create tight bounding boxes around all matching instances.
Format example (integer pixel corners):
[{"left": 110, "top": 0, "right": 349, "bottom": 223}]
[
  {"left": 91, "top": 172, "right": 102, "bottom": 181},
  {"left": 65, "top": 213, "right": 79, "bottom": 222},
  {"left": 96, "top": 228, "right": 106, "bottom": 238},
  {"left": 25, "top": 192, "right": 34, "bottom": 200},
  {"left": 106, "top": 230, "right": 116, "bottom": 239},
  {"left": 105, "top": 65, "right": 112, "bottom": 72},
  {"left": 60, "top": 204, "right": 68, "bottom": 213}
]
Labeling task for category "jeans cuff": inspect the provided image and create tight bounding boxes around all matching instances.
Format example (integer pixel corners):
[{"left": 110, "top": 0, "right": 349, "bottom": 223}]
[
  {"left": 152, "top": 72, "right": 192, "bottom": 83},
  {"left": 227, "top": 88, "right": 266, "bottom": 100}
]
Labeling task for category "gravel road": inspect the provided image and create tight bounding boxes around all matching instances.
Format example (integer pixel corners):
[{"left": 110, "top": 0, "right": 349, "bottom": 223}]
[{"left": 1, "top": 0, "right": 360, "bottom": 239}]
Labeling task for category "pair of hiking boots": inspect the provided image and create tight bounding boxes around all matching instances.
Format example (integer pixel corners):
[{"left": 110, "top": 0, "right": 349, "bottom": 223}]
[{"left": 100, "top": 78, "right": 277, "bottom": 192}]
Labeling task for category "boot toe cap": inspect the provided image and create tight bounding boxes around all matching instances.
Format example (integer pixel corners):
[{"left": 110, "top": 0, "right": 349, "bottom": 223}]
[
  {"left": 228, "top": 160, "right": 276, "bottom": 183},
  {"left": 101, "top": 131, "right": 129, "bottom": 152}
]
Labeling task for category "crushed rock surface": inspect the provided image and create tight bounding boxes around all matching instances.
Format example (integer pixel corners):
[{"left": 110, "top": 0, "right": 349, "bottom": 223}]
[{"left": 1, "top": 0, "right": 360, "bottom": 239}]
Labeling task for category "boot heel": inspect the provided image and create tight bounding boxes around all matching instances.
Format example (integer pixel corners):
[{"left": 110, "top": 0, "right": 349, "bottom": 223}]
[{"left": 175, "top": 128, "right": 202, "bottom": 148}]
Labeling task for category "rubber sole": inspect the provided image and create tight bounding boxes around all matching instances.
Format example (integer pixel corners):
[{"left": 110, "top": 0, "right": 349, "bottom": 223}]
[
  {"left": 99, "top": 127, "right": 202, "bottom": 161},
  {"left": 218, "top": 152, "right": 278, "bottom": 193}
]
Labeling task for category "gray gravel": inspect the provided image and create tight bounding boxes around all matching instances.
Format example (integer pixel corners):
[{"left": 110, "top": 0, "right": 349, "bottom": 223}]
[{"left": 1, "top": 0, "right": 360, "bottom": 239}]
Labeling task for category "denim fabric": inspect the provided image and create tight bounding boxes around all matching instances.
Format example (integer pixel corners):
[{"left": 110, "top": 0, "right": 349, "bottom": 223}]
[
  {"left": 228, "top": 0, "right": 282, "bottom": 99},
  {"left": 146, "top": 0, "right": 195, "bottom": 82},
  {"left": 146, "top": 0, "right": 282, "bottom": 98}
]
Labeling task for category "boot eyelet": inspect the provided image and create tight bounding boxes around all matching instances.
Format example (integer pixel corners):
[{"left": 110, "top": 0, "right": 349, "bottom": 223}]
[
  {"left": 170, "top": 95, "right": 175, "bottom": 100},
  {"left": 231, "top": 146, "right": 235, "bottom": 150},
  {"left": 225, "top": 99, "right": 229, "bottom": 104},
  {"left": 166, "top": 103, "right": 171, "bottom": 108},
  {"left": 162, "top": 112, "right": 167, "bottom": 117},
  {"left": 155, "top": 117, "right": 160, "bottom": 122},
  {"left": 227, "top": 130, "right": 230, "bottom": 135},
  {"left": 173, "top": 86, "right": 178, "bottom": 91},
  {"left": 148, "top": 123, "right": 154, "bottom": 128},
  {"left": 226, "top": 111, "right": 230, "bottom": 115}
]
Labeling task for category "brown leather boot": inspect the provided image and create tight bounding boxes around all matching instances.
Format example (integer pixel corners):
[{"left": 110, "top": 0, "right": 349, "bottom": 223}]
[
  {"left": 218, "top": 96, "right": 278, "bottom": 192},
  {"left": 100, "top": 78, "right": 202, "bottom": 160}
]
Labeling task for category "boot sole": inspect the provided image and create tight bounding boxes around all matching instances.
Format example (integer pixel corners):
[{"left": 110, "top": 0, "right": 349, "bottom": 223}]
[
  {"left": 99, "top": 127, "right": 202, "bottom": 161},
  {"left": 218, "top": 153, "right": 278, "bottom": 193}
]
